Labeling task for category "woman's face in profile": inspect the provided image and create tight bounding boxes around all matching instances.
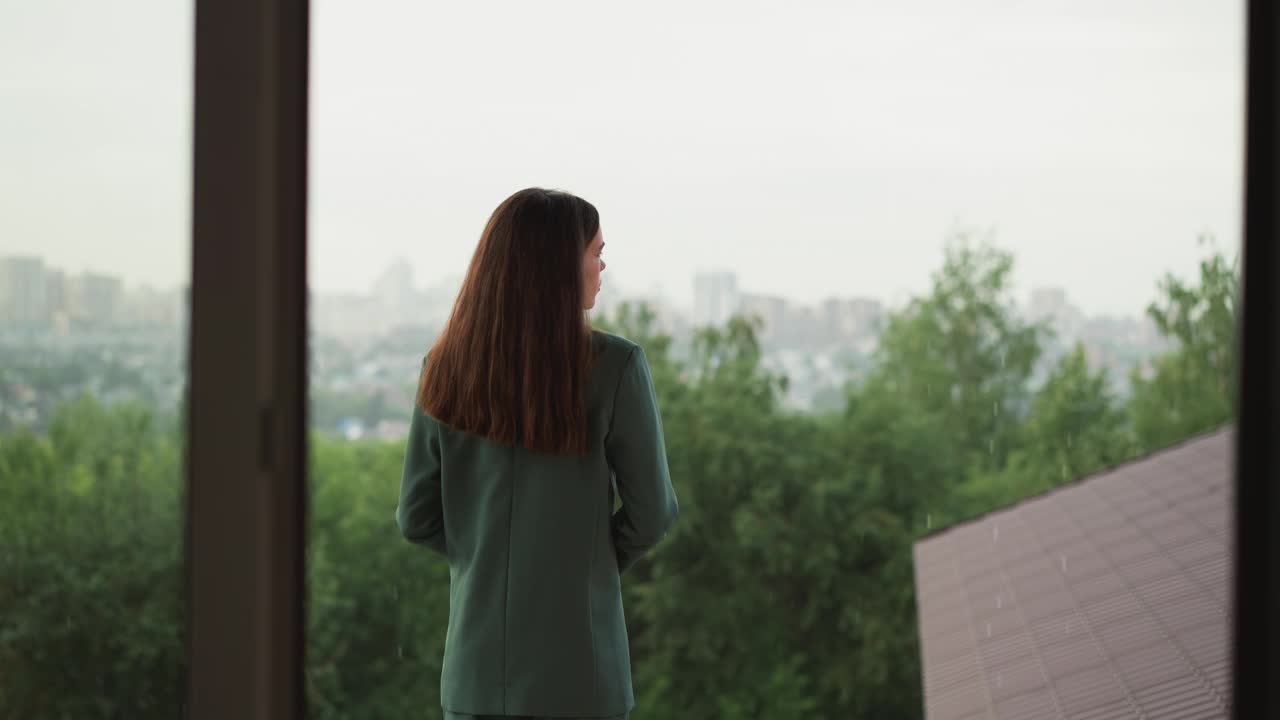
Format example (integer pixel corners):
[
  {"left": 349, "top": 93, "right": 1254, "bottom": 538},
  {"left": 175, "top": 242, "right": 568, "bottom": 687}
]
[{"left": 582, "top": 229, "right": 606, "bottom": 310}]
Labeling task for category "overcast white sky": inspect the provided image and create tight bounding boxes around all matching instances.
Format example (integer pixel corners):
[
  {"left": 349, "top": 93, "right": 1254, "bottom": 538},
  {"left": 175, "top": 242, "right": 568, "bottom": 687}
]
[{"left": 1, "top": 0, "right": 1245, "bottom": 316}]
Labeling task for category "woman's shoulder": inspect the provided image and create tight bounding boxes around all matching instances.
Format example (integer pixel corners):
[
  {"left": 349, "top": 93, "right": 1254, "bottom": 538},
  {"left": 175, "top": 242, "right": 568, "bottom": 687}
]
[
  {"left": 590, "top": 328, "right": 641, "bottom": 355},
  {"left": 590, "top": 329, "right": 644, "bottom": 373}
]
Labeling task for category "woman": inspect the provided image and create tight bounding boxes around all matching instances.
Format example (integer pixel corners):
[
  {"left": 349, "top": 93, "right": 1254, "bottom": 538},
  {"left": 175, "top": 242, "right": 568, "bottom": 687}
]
[{"left": 396, "top": 188, "right": 680, "bottom": 720}]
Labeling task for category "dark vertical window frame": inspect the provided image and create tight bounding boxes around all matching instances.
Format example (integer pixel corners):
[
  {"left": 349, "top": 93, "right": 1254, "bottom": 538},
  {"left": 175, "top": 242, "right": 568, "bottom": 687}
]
[
  {"left": 186, "top": 0, "right": 310, "bottom": 717},
  {"left": 1234, "top": 1, "right": 1279, "bottom": 718}
]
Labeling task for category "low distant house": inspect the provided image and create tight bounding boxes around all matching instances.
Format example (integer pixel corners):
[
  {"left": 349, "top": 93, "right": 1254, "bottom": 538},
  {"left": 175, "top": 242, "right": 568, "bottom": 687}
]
[{"left": 913, "top": 427, "right": 1234, "bottom": 720}]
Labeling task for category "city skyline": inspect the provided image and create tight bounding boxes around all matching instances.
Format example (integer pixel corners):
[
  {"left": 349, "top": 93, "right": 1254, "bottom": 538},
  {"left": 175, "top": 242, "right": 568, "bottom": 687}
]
[
  {"left": 3, "top": 248, "right": 1170, "bottom": 418},
  {"left": 1, "top": 250, "right": 1174, "bottom": 332}
]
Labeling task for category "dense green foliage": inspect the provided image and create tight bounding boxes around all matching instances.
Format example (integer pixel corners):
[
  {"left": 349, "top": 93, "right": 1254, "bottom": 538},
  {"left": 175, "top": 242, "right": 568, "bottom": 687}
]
[
  {"left": 1127, "top": 247, "right": 1239, "bottom": 452},
  {"left": 0, "top": 397, "right": 184, "bottom": 718},
  {"left": 0, "top": 243, "right": 1237, "bottom": 719}
]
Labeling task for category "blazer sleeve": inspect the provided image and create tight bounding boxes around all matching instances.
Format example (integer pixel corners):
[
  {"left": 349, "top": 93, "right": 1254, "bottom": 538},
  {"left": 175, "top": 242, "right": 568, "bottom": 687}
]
[
  {"left": 396, "top": 403, "right": 448, "bottom": 556},
  {"left": 605, "top": 346, "right": 679, "bottom": 574}
]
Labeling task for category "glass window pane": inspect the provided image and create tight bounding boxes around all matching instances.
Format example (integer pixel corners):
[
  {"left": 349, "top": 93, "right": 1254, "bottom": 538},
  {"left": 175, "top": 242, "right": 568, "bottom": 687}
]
[
  {"left": 0, "top": 1, "right": 192, "bottom": 716},
  {"left": 308, "top": 2, "right": 1243, "bottom": 717}
]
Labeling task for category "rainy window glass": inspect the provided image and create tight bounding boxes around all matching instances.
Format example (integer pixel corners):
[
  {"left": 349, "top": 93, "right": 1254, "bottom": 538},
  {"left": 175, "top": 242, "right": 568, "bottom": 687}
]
[
  {"left": 307, "top": 1, "right": 1244, "bottom": 717},
  {"left": 1, "top": 1, "right": 192, "bottom": 716}
]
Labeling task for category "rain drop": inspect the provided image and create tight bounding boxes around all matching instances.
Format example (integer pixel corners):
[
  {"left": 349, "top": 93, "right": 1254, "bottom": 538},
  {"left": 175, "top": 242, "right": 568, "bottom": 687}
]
[
  {"left": 993, "top": 524, "right": 999, "bottom": 543},
  {"left": 996, "top": 594, "right": 1002, "bottom": 610},
  {"left": 1061, "top": 554, "right": 1067, "bottom": 573},
  {"left": 926, "top": 513, "right": 932, "bottom": 529},
  {"left": 398, "top": 645, "right": 404, "bottom": 659},
  {"left": 986, "top": 621, "right": 992, "bottom": 638},
  {"left": 993, "top": 401, "right": 999, "bottom": 417}
]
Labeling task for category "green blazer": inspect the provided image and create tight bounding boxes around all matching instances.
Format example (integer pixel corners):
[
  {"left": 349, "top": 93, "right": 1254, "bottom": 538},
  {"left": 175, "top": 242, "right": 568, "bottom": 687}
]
[{"left": 396, "top": 330, "right": 679, "bottom": 718}]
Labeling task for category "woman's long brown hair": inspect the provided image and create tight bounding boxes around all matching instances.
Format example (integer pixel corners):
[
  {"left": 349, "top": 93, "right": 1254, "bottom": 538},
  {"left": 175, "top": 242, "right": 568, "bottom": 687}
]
[{"left": 417, "top": 188, "right": 599, "bottom": 455}]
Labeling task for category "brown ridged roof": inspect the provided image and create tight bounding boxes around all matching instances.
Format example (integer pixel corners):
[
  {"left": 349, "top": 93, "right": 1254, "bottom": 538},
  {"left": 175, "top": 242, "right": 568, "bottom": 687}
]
[{"left": 912, "top": 426, "right": 1234, "bottom": 720}]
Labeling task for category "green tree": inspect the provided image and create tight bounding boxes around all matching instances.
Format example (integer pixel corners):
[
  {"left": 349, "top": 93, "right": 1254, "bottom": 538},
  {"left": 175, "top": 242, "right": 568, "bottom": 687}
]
[
  {"left": 596, "top": 306, "right": 923, "bottom": 719},
  {"left": 1128, "top": 245, "right": 1239, "bottom": 451},
  {"left": 955, "top": 343, "right": 1134, "bottom": 515},
  {"left": 1023, "top": 344, "right": 1133, "bottom": 479},
  {"left": 860, "top": 235, "right": 1047, "bottom": 477},
  {"left": 306, "top": 435, "right": 450, "bottom": 719},
  {"left": 0, "top": 397, "right": 184, "bottom": 719}
]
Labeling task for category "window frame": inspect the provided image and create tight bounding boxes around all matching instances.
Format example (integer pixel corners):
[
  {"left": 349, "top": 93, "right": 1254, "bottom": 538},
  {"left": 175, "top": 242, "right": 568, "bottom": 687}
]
[
  {"left": 1232, "top": 2, "right": 1280, "bottom": 718},
  {"left": 186, "top": 0, "right": 309, "bottom": 717},
  {"left": 181, "top": 1, "right": 1277, "bottom": 717}
]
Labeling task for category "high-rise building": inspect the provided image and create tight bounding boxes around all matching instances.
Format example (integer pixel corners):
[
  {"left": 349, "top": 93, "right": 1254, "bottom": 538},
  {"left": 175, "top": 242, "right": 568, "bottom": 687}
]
[
  {"left": 121, "top": 285, "right": 183, "bottom": 328},
  {"left": 692, "top": 271, "right": 739, "bottom": 327},
  {"left": 45, "top": 269, "right": 67, "bottom": 316},
  {"left": 67, "top": 273, "right": 124, "bottom": 328},
  {"left": 739, "top": 293, "right": 789, "bottom": 341},
  {"left": 1027, "top": 287, "right": 1069, "bottom": 319},
  {"left": 373, "top": 258, "right": 420, "bottom": 330},
  {"left": 1027, "top": 286, "right": 1084, "bottom": 342},
  {"left": 0, "top": 256, "right": 51, "bottom": 329},
  {"left": 782, "top": 304, "right": 820, "bottom": 345},
  {"left": 820, "top": 297, "right": 883, "bottom": 340}
]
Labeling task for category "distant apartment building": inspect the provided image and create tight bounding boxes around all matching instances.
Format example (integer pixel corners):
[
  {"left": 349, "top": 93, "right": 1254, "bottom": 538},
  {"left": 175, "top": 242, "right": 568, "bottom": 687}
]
[
  {"left": 1023, "top": 287, "right": 1168, "bottom": 394},
  {"left": 693, "top": 271, "right": 740, "bottom": 327},
  {"left": 739, "top": 293, "right": 882, "bottom": 348},
  {"left": 0, "top": 256, "right": 51, "bottom": 329},
  {"left": 1083, "top": 313, "right": 1165, "bottom": 350},
  {"left": 820, "top": 297, "right": 883, "bottom": 340},
  {"left": 739, "top": 293, "right": 789, "bottom": 340},
  {"left": 68, "top": 273, "right": 124, "bottom": 329},
  {"left": 374, "top": 258, "right": 414, "bottom": 306},
  {"left": 1027, "top": 286, "right": 1085, "bottom": 342},
  {"left": 120, "top": 285, "right": 184, "bottom": 328},
  {"left": 781, "top": 303, "right": 821, "bottom": 345},
  {"left": 45, "top": 269, "right": 67, "bottom": 325},
  {"left": 313, "top": 292, "right": 382, "bottom": 341},
  {"left": 311, "top": 268, "right": 465, "bottom": 343},
  {"left": 0, "top": 255, "right": 176, "bottom": 333}
]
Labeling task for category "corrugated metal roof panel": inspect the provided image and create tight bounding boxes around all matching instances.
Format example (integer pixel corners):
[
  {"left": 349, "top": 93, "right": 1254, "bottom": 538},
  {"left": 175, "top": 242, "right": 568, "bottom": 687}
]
[{"left": 912, "top": 427, "right": 1235, "bottom": 720}]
